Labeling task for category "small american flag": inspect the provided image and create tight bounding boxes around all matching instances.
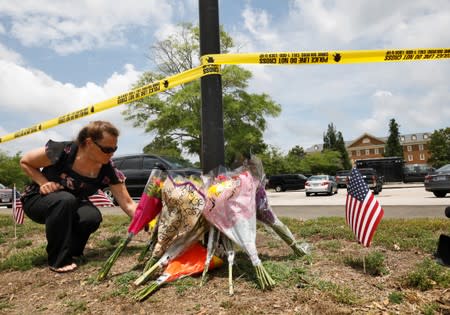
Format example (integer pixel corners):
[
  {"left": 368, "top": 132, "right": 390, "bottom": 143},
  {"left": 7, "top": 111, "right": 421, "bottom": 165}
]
[
  {"left": 13, "top": 185, "right": 24, "bottom": 225},
  {"left": 89, "top": 190, "right": 115, "bottom": 207},
  {"left": 345, "top": 168, "right": 384, "bottom": 247}
]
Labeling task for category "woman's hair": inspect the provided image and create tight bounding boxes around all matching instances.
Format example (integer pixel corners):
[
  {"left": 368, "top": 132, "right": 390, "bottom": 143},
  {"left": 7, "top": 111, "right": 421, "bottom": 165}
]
[{"left": 76, "top": 121, "right": 119, "bottom": 146}]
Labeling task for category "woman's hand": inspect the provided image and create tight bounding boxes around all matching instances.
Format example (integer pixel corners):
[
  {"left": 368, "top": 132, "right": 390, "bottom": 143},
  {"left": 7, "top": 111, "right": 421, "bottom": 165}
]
[
  {"left": 39, "top": 181, "right": 64, "bottom": 195},
  {"left": 110, "top": 183, "right": 137, "bottom": 218}
]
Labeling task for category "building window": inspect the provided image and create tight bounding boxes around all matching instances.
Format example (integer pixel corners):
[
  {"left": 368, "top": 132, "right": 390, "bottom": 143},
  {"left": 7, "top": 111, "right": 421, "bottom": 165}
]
[
  {"left": 365, "top": 149, "right": 370, "bottom": 155},
  {"left": 356, "top": 150, "right": 361, "bottom": 156},
  {"left": 411, "top": 134, "right": 417, "bottom": 140},
  {"left": 408, "top": 154, "right": 413, "bottom": 161},
  {"left": 375, "top": 148, "right": 379, "bottom": 154},
  {"left": 423, "top": 133, "right": 429, "bottom": 139},
  {"left": 419, "top": 153, "right": 425, "bottom": 160},
  {"left": 407, "top": 145, "right": 412, "bottom": 152},
  {"left": 349, "top": 151, "right": 352, "bottom": 156},
  {"left": 400, "top": 136, "right": 405, "bottom": 142},
  {"left": 419, "top": 144, "right": 424, "bottom": 151},
  {"left": 362, "top": 138, "right": 370, "bottom": 144}
]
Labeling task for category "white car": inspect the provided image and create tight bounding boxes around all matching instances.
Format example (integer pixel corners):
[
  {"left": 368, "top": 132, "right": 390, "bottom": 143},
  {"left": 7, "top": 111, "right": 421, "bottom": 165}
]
[{"left": 305, "top": 175, "right": 338, "bottom": 196}]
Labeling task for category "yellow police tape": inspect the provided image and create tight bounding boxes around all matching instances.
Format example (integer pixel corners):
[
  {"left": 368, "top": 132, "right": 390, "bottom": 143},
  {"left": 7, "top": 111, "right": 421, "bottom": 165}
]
[
  {"left": 200, "top": 48, "right": 450, "bottom": 65},
  {"left": 0, "top": 64, "right": 220, "bottom": 143},
  {"left": 1, "top": 47, "right": 449, "bottom": 144}
]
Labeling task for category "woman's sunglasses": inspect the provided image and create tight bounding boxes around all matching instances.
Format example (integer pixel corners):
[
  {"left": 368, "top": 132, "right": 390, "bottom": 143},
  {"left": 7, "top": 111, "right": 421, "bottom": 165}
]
[{"left": 93, "top": 140, "right": 118, "bottom": 154}]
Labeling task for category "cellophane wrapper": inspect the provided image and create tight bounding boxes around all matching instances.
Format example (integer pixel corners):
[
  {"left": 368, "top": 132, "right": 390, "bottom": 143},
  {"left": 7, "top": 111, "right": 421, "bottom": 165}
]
[
  {"left": 203, "top": 170, "right": 260, "bottom": 265},
  {"left": 128, "top": 169, "right": 165, "bottom": 235},
  {"left": 134, "top": 242, "right": 223, "bottom": 301},
  {"left": 97, "top": 169, "right": 164, "bottom": 281},
  {"left": 203, "top": 169, "right": 274, "bottom": 289},
  {"left": 150, "top": 173, "right": 206, "bottom": 260}
]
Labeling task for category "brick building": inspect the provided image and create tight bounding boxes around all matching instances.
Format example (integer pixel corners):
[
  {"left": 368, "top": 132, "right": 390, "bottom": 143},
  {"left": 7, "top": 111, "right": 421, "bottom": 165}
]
[{"left": 306, "top": 132, "right": 432, "bottom": 166}]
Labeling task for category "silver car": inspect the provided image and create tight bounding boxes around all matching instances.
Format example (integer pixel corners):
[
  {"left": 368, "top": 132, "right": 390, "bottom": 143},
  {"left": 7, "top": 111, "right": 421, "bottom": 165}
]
[
  {"left": 305, "top": 175, "right": 338, "bottom": 196},
  {"left": 424, "top": 164, "right": 450, "bottom": 198}
]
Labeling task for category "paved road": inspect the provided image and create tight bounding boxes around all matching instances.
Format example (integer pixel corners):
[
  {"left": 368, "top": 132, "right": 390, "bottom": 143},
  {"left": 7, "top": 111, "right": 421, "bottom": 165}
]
[
  {"left": 267, "top": 184, "right": 449, "bottom": 219},
  {"left": 1, "top": 184, "right": 448, "bottom": 220}
]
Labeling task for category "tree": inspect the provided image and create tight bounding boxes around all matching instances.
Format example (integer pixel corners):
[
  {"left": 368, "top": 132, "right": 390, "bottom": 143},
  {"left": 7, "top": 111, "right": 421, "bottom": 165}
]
[
  {"left": 0, "top": 151, "right": 28, "bottom": 191},
  {"left": 384, "top": 118, "right": 403, "bottom": 157},
  {"left": 287, "top": 145, "right": 305, "bottom": 159},
  {"left": 322, "top": 123, "right": 351, "bottom": 170},
  {"left": 143, "top": 136, "right": 184, "bottom": 159},
  {"left": 323, "top": 123, "right": 337, "bottom": 150},
  {"left": 123, "top": 23, "right": 281, "bottom": 166},
  {"left": 336, "top": 132, "right": 352, "bottom": 169},
  {"left": 257, "top": 146, "right": 290, "bottom": 176},
  {"left": 427, "top": 127, "right": 450, "bottom": 168},
  {"left": 299, "top": 151, "right": 342, "bottom": 175}
]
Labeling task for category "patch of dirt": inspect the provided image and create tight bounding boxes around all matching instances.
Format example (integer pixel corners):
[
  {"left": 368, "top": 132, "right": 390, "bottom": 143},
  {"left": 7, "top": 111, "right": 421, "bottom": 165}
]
[{"left": 1, "top": 224, "right": 449, "bottom": 315}]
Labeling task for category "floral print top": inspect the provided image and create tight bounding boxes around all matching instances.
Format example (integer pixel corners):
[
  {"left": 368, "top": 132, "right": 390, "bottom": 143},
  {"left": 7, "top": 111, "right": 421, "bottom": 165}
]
[{"left": 22, "top": 140, "right": 125, "bottom": 200}]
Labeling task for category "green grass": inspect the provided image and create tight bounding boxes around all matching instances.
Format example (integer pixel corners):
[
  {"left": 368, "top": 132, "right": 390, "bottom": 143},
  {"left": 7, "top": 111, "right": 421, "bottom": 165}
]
[
  {"left": 405, "top": 258, "right": 450, "bottom": 291},
  {"left": 283, "top": 216, "right": 448, "bottom": 253},
  {"left": 343, "top": 251, "right": 389, "bottom": 276},
  {"left": 0, "top": 245, "right": 47, "bottom": 271},
  {"left": 1, "top": 213, "right": 449, "bottom": 309},
  {"left": 388, "top": 291, "right": 404, "bottom": 304},
  {"left": 314, "top": 279, "right": 360, "bottom": 305}
]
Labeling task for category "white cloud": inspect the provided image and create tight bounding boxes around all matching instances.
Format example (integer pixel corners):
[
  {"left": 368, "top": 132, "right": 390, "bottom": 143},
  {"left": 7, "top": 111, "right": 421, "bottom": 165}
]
[
  {"left": 0, "top": 0, "right": 175, "bottom": 54},
  {"left": 0, "top": 42, "right": 23, "bottom": 64},
  {"left": 0, "top": 59, "right": 143, "bottom": 154}
]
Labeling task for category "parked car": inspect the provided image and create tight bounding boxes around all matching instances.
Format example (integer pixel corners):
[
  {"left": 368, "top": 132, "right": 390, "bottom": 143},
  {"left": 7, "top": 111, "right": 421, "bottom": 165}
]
[
  {"left": 305, "top": 175, "right": 338, "bottom": 196},
  {"left": 0, "top": 183, "right": 20, "bottom": 208},
  {"left": 105, "top": 154, "right": 201, "bottom": 202},
  {"left": 424, "top": 164, "right": 450, "bottom": 198},
  {"left": 335, "top": 170, "right": 351, "bottom": 188},
  {"left": 403, "top": 164, "right": 434, "bottom": 183},
  {"left": 356, "top": 168, "right": 383, "bottom": 195},
  {"left": 267, "top": 174, "right": 308, "bottom": 192}
]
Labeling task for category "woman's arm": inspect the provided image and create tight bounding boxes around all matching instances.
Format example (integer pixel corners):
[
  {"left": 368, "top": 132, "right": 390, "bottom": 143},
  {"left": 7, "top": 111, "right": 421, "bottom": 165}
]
[
  {"left": 110, "top": 183, "right": 136, "bottom": 218},
  {"left": 20, "top": 147, "right": 63, "bottom": 194}
]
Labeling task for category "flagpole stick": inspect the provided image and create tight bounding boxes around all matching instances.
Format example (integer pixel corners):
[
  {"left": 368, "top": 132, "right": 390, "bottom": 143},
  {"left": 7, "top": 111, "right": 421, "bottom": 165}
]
[
  {"left": 13, "top": 183, "right": 17, "bottom": 239},
  {"left": 363, "top": 254, "right": 366, "bottom": 274}
]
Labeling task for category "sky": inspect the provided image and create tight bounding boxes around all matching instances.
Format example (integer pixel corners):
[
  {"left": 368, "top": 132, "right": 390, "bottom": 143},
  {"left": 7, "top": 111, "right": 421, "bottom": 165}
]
[{"left": 0, "top": 0, "right": 449, "bottom": 162}]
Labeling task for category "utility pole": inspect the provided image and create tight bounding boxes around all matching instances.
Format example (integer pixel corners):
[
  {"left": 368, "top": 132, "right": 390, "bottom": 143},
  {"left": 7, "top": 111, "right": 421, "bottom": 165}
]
[{"left": 199, "top": 0, "right": 224, "bottom": 173}]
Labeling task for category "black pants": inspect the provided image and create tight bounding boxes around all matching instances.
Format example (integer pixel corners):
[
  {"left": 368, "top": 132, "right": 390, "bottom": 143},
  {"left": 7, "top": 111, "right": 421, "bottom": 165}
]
[
  {"left": 437, "top": 234, "right": 450, "bottom": 265},
  {"left": 23, "top": 191, "right": 102, "bottom": 268}
]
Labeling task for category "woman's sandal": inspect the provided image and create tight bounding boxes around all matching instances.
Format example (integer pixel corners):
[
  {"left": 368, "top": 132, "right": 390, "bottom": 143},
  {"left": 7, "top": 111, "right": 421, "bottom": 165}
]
[{"left": 49, "top": 262, "right": 78, "bottom": 273}]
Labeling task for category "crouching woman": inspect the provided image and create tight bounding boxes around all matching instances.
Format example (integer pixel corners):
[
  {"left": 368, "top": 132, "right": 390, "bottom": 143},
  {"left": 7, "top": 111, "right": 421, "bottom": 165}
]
[{"left": 20, "top": 121, "right": 136, "bottom": 273}]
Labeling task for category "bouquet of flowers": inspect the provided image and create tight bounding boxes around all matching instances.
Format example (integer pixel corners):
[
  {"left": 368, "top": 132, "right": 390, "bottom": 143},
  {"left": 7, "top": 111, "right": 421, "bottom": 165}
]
[
  {"left": 97, "top": 169, "right": 165, "bottom": 281},
  {"left": 256, "top": 181, "right": 311, "bottom": 256},
  {"left": 202, "top": 168, "right": 275, "bottom": 290},
  {"left": 135, "top": 173, "right": 206, "bottom": 284}
]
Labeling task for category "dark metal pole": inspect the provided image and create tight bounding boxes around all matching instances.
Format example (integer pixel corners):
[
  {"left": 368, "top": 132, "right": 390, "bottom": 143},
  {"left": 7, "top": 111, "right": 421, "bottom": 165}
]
[{"left": 199, "top": 0, "right": 224, "bottom": 173}]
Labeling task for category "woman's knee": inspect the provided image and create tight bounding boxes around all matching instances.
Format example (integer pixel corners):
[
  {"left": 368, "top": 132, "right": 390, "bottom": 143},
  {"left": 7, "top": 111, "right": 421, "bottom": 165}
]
[
  {"left": 78, "top": 206, "right": 102, "bottom": 231},
  {"left": 57, "top": 191, "right": 78, "bottom": 206}
]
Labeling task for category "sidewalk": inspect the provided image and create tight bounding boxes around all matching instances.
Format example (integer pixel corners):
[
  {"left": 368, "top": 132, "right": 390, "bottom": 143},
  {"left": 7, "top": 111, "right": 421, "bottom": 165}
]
[{"left": 383, "top": 182, "right": 424, "bottom": 189}]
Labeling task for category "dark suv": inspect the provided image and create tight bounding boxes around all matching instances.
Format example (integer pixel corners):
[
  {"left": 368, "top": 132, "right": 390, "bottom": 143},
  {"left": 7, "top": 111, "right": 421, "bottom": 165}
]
[
  {"left": 105, "top": 154, "right": 201, "bottom": 201},
  {"left": 267, "top": 174, "right": 308, "bottom": 192},
  {"left": 335, "top": 170, "right": 350, "bottom": 188},
  {"left": 357, "top": 168, "right": 383, "bottom": 195}
]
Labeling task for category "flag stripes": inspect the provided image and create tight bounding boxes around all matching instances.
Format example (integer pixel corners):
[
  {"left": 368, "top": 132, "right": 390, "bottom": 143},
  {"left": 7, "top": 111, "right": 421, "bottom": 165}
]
[
  {"left": 11, "top": 189, "right": 114, "bottom": 225},
  {"left": 345, "top": 168, "right": 384, "bottom": 247},
  {"left": 13, "top": 185, "right": 24, "bottom": 224}
]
